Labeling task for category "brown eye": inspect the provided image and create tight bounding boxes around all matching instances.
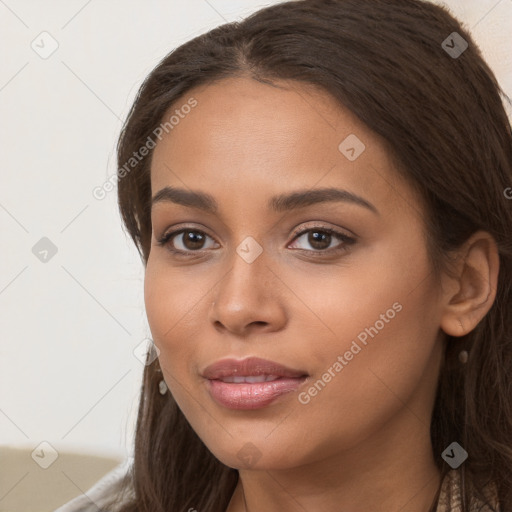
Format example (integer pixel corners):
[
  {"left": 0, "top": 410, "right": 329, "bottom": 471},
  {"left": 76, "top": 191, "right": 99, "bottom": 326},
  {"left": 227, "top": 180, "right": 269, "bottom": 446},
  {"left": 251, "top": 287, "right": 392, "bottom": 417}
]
[
  {"left": 307, "top": 231, "right": 332, "bottom": 250},
  {"left": 180, "top": 230, "right": 207, "bottom": 250},
  {"left": 157, "top": 228, "right": 218, "bottom": 254},
  {"left": 288, "top": 226, "right": 356, "bottom": 255}
]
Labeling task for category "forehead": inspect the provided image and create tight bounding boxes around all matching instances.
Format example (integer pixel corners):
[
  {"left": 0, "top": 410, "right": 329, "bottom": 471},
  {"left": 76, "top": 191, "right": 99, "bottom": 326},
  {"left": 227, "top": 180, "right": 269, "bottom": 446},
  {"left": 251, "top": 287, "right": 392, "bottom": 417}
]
[{"left": 149, "top": 76, "right": 419, "bottom": 218}]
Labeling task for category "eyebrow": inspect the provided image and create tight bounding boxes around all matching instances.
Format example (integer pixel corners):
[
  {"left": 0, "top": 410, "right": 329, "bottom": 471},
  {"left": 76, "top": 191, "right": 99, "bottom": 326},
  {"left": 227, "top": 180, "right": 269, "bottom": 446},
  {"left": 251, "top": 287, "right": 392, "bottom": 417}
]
[{"left": 151, "top": 186, "right": 379, "bottom": 215}]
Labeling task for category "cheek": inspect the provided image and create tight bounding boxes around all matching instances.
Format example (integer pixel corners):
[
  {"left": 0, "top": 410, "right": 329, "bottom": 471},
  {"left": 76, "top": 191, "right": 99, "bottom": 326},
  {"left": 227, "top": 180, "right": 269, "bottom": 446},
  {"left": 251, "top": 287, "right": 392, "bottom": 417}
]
[
  {"left": 143, "top": 255, "right": 226, "bottom": 402},
  {"left": 293, "top": 269, "right": 441, "bottom": 448},
  {"left": 143, "top": 264, "right": 198, "bottom": 417},
  {"left": 290, "top": 238, "right": 439, "bottom": 403},
  {"left": 144, "top": 253, "right": 210, "bottom": 331},
  {"left": 285, "top": 232, "right": 432, "bottom": 356},
  {"left": 144, "top": 258, "right": 201, "bottom": 365}
]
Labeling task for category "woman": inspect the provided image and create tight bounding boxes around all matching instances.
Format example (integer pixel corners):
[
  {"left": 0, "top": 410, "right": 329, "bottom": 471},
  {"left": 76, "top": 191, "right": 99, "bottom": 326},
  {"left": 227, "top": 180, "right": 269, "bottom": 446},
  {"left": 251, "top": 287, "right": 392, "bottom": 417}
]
[{"left": 55, "top": 0, "right": 512, "bottom": 510}]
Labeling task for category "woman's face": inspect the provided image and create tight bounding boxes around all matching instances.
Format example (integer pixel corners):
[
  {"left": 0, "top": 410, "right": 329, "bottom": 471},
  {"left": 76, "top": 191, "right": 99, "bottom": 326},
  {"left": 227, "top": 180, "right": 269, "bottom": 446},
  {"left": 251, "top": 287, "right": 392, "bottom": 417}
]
[{"left": 145, "top": 76, "right": 446, "bottom": 470}]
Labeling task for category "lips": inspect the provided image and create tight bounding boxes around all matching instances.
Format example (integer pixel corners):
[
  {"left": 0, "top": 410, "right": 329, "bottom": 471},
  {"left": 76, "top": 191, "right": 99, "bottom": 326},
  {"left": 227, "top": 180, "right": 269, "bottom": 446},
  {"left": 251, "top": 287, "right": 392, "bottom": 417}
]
[
  {"left": 201, "top": 356, "right": 308, "bottom": 381},
  {"left": 202, "top": 357, "right": 309, "bottom": 410}
]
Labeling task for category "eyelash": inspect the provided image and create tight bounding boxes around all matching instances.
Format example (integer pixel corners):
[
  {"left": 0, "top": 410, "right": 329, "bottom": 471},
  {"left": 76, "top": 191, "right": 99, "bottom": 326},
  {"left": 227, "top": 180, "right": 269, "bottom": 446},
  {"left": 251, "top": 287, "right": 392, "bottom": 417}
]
[{"left": 156, "top": 224, "right": 356, "bottom": 258}]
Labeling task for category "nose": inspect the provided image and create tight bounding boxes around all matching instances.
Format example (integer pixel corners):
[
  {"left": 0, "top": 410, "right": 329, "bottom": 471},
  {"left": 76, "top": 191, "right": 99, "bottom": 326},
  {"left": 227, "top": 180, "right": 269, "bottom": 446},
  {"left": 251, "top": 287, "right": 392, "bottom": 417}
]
[{"left": 208, "top": 251, "right": 287, "bottom": 337}]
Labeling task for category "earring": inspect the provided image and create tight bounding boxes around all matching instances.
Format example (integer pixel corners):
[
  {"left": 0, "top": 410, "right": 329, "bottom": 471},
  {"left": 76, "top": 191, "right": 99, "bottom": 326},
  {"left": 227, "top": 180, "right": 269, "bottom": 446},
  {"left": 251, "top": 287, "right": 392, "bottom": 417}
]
[
  {"left": 158, "top": 379, "right": 168, "bottom": 395},
  {"left": 155, "top": 363, "right": 168, "bottom": 394},
  {"left": 458, "top": 350, "right": 469, "bottom": 364}
]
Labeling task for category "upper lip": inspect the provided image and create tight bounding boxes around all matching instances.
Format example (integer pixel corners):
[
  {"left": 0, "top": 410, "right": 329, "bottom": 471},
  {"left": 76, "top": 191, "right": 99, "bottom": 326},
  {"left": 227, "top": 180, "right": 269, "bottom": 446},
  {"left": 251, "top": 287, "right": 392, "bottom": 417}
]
[{"left": 202, "top": 357, "right": 308, "bottom": 380}]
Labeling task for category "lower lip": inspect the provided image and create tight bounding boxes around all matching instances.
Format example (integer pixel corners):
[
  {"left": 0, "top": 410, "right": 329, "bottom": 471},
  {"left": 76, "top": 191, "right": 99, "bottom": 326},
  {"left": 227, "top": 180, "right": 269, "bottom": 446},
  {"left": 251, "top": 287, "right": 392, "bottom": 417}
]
[{"left": 206, "top": 377, "right": 307, "bottom": 410}]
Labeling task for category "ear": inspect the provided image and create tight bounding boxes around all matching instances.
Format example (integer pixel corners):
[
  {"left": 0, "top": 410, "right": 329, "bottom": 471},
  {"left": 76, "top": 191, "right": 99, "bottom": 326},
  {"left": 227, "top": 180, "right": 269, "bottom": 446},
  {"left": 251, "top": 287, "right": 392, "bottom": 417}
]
[{"left": 439, "top": 230, "right": 500, "bottom": 337}]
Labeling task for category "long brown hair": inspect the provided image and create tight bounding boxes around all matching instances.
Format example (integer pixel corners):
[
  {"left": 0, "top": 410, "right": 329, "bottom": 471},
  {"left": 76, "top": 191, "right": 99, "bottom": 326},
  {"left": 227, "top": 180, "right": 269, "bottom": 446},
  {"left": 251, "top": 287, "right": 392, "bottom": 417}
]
[{"left": 108, "top": 1, "right": 512, "bottom": 510}]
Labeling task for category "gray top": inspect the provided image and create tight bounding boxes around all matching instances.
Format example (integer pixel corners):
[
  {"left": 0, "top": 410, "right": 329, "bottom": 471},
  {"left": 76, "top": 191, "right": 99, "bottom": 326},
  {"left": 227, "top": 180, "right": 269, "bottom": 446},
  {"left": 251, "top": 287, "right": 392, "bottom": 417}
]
[{"left": 53, "top": 457, "right": 133, "bottom": 512}]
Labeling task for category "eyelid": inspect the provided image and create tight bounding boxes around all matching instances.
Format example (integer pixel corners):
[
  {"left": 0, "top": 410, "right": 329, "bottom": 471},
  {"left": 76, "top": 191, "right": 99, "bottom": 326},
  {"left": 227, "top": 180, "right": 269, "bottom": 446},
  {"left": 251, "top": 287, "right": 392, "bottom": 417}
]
[
  {"left": 289, "top": 221, "right": 356, "bottom": 240},
  {"left": 157, "top": 222, "right": 214, "bottom": 241}
]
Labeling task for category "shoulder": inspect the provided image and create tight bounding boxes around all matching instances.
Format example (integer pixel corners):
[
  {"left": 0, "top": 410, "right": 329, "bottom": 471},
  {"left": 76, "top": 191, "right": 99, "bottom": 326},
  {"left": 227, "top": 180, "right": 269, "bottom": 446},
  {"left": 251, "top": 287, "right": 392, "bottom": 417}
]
[{"left": 53, "top": 457, "right": 134, "bottom": 512}]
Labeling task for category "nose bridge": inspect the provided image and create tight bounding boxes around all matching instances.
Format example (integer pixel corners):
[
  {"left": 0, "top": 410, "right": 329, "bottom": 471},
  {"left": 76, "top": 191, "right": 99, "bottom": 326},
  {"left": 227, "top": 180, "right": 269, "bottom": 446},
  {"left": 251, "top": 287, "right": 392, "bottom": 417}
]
[
  {"left": 209, "top": 236, "right": 285, "bottom": 333},
  {"left": 218, "top": 237, "right": 270, "bottom": 303}
]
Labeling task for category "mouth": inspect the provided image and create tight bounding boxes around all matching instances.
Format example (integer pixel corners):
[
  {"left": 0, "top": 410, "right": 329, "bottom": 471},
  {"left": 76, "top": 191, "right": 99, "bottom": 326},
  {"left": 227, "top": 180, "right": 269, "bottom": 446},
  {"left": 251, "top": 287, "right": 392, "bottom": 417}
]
[
  {"left": 218, "top": 374, "right": 283, "bottom": 383},
  {"left": 201, "top": 357, "right": 309, "bottom": 410}
]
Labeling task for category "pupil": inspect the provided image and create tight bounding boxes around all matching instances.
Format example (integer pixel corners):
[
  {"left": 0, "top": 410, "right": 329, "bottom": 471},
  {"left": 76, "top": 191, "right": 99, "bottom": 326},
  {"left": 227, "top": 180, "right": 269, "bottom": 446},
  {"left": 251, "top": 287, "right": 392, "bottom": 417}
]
[
  {"left": 309, "top": 231, "right": 330, "bottom": 249},
  {"left": 184, "top": 231, "right": 204, "bottom": 249}
]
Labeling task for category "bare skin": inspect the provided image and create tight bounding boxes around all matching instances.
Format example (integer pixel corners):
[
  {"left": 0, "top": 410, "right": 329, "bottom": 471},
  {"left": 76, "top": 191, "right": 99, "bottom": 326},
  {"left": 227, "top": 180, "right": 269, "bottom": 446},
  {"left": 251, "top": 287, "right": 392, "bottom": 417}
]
[{"left": 144, "top": 76, "right": 499, "bottom": 512}]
